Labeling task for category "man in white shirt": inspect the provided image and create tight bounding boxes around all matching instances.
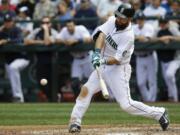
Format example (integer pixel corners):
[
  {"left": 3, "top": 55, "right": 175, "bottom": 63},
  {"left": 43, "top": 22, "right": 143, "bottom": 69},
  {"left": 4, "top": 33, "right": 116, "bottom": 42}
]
[
  {"left": 56, "top": 20, "right": 93, "bottom": 97},
  {"left": 143, "top": 0, "right": 166, "bottom": 29},
  {"left": 68, "top": 3, "right": 169, "bottom": 133},
  {"left": 133, "top": 12, "right": 157, "bottom": 102}
]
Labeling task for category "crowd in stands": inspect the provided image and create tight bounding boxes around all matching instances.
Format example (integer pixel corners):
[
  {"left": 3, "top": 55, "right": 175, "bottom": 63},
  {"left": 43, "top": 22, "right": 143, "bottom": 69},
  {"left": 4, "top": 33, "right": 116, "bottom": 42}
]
[{"left": 0, "top": 0, "right": 180, "bottom": 102}]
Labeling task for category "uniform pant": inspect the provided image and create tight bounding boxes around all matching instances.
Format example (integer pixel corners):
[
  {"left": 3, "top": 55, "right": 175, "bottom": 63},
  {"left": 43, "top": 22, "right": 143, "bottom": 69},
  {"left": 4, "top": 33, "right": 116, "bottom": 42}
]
[
  {"left": 71, "top": 64, "right": 164, "bottom": 125},
  {"left": 161, "top": 60, "right": 179, "bottom": 102},
  {"left": 136, "top": 53, "right": 157, "bottom": 102},
  {"left": 5, "top": 59, "right": 29, "bottom": 102}
]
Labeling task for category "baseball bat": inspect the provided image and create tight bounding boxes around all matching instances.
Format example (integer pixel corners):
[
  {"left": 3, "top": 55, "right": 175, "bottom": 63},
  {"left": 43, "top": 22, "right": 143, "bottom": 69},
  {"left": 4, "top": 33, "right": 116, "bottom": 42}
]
[{"left": 96, "top": 67, "right": 109, "bottom": 99}]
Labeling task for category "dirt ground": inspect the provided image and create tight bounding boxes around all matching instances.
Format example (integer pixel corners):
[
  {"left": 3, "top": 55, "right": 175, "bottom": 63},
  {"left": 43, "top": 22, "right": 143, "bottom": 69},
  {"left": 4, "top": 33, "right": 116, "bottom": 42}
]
[{"left": 0, "top": 124, "right": 179, "bottom": 135}]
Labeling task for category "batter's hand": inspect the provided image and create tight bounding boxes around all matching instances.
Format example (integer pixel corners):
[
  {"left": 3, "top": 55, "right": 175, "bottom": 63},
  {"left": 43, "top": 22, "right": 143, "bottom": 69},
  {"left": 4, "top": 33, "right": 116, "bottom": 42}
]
[
  {"left": 92, "top": 58, "right": 100, "bottom": 68},
  {"left": 92, "top": 58, "right": 106, "bottom": 68}
]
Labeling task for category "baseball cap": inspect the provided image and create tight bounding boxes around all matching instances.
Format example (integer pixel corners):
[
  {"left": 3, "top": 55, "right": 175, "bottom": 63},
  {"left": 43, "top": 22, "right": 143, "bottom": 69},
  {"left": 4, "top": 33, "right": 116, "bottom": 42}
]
[
  {"left": 3, "top": 13, "right": 14, "bottom": 22},
  {"left": 19, "top": 6, "right": 28, "bottom": 12}
]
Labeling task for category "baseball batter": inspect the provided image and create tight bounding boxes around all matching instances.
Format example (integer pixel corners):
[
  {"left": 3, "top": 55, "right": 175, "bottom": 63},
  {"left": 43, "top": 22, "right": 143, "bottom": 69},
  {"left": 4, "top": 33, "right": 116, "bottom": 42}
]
[{"left": 68, "top": 3, "right": 169, "bottom": 133}]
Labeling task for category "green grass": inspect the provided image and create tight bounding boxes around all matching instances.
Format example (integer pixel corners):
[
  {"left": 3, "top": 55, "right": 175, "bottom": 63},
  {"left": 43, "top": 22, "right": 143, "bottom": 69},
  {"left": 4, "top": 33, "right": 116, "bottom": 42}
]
[{"left": 0, "top": 102, "right": 179, "bottom": 126}]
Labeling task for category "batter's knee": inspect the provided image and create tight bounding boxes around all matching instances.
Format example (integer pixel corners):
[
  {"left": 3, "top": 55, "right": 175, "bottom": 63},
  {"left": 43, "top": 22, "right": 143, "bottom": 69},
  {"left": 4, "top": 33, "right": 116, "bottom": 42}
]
[
  {"left": 78, "top": 85, "right": 89, "bottom": 100},
  {"left": 166, "top": 71, "right": 174, "bottom": 81},
  {"left": 119, "top": 101, "right": 132, "bottom": 112}
]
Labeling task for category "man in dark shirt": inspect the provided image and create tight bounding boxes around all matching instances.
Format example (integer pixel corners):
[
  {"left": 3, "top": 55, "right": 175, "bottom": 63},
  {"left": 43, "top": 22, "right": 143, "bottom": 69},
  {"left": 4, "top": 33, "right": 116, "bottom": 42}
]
[
  {"left": 156, "top": 18, "right": 178, "bottom": 102},
  {"left": 75, "top": 0, "right": 98, "bottom": 33},
  {"left": 25, "top": 16, "right": 58, "bottom": 102},
  {"left": 0, "top": 13, "right": 29, "bottom": 102}
]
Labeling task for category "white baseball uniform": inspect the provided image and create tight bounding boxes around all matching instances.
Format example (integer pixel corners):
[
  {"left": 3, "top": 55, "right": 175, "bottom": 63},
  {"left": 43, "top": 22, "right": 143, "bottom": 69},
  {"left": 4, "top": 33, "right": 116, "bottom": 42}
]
[
  {"left": 5, "top": 59, "right": 29, "bottom": 102},
  {"left": 156, "top": 27, "right": 179, "bottom": 102},
  {"left": 143, "top": 5, "right": 166, "bottom": 30},
  {"left": 133, "top": 23, "right": 157, "bottom": 102},
  {"left": 57, "top": 25, "right": 93, "bottom": 80},
  {"left": 70, "top": 16, "right": 165, "bottom": 126}
]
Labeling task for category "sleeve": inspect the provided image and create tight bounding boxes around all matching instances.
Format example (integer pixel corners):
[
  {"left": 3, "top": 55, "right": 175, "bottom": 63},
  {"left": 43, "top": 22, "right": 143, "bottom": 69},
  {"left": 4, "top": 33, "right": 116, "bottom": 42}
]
[
  {"left": 26, "top": 22, "right": 33, "bottom": 32},
  {"left": 10, "top": 28, "right": 23, "bottom": 44},
  {"left": 79, "top": 26, "right": 90, "bottom": 38},
  {"left": 92, "top": 16, "right": 115, "bottom": 41},
  {"left": 98, "top": 16, "right": 114, "bottom": 35},
  {"left": 56, "top": 28, "right": 66, "bottom": 40},
  {"left": 114, "top": 35, "right": 134, "bottom": 61},
  {"left": 26, "top": 28, "right": 40, "bottom": 40},
  {"left": 51, "top": 29, "right": 58, "bottom": 42},
  {"left": 144, "top": 25, "right": 155, "bottom": 38}
]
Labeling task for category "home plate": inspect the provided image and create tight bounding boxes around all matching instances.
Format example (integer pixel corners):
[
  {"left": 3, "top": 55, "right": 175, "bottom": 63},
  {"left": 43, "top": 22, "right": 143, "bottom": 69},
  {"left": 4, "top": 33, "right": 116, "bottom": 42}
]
[{"left": 106, "top": 133, "right": 141, "bottom": 135}]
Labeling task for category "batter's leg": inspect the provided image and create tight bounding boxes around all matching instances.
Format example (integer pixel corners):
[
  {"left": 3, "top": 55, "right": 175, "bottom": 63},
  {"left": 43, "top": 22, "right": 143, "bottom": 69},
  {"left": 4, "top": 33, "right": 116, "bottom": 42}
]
[
  {"left": 103, "top": 64, "right": 168, "bottom": 130},
  {"left": 69, "top": 70, "right": 101, "bottom": 133}
]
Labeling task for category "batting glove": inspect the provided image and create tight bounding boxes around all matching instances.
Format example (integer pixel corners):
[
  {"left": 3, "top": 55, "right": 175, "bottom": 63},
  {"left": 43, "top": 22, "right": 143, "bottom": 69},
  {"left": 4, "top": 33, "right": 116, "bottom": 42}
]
[
  {"left": 92, "top": 49, "right": 101, "bottom": 67},
  {"left": 92, "top": 58, "right": 107, "bottom": 68}
]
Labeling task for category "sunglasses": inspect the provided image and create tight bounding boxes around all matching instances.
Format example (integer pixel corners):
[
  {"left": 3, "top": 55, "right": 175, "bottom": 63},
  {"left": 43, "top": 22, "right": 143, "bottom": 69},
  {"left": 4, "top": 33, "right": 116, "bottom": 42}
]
[{"left": 42, "top": 21, "right": 50, "bottom": 24}]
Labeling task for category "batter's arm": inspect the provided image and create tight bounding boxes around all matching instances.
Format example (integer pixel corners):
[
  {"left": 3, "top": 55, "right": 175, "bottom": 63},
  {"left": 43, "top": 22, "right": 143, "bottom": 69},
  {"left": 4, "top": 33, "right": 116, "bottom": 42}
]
[
  {"left": 94, "top": 32, "right": 120, "bottom": 65},
  {"left": 94, "top": 32, "right": 106, "bottom": 50}
]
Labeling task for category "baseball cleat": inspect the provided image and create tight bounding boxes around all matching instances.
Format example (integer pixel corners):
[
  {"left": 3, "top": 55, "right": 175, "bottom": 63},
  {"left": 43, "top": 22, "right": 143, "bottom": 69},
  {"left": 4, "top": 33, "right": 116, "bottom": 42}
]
[
  {"left": 159, "top": 110, "right": 169, "bottom": 131},
  {"left": 69, "top": 123, "right": 81, "bottom": 133}
]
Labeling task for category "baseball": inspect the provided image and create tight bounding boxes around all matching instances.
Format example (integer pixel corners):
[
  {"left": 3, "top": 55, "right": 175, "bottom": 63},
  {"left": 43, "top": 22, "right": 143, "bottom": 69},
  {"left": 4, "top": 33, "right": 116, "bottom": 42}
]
[{"left": 40, "top": 79, "right": 48, "bottom": 86}]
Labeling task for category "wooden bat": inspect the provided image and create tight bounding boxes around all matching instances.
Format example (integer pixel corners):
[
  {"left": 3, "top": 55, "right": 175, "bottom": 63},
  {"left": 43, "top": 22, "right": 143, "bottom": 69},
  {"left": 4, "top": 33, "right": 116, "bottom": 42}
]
[{"left": 96, "top": 67, "right": 109, "bottom": 99}]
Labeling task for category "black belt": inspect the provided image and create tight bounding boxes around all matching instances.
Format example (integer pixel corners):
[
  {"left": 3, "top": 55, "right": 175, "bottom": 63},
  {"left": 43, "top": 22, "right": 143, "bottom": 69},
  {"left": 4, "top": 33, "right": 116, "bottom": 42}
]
[
  {"left": 75, "top": 55, "right": 89, "bottom": 59},
  {"left": 137, "top": 52, "right": 153, "bottom": 57}
]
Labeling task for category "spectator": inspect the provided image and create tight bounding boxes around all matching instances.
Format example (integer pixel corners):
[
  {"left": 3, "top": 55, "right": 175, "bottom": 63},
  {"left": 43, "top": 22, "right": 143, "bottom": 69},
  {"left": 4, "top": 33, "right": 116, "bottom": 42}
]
[
  {"left": 166, "top": 0, "right": 180, "bottom": 31},
  {"left": 24, "top": 16, "right": 58, "bottom": 102},
  {"left": 75, "top": 0, "right": 98, "bottom": 33},
  {"left": 33, "top": 0, "right": 57, "bottom": 20},
  {"left": 0, "top": 13, "right": 29, "bottom": 102},
  {"left": 55, "top": 1, "right": 74, "bottom": 22},
  {"left": 166, "top": 0, "right": 180, "bottom": 16},
  {"left": 96, "top": 0, "right": 122, "bottom": 22},
  {"left": 0, "top": 0, "right": 19, "bottom": 5},
  {"left": 16, "top": 6, "right": 33, "bottom": 37},
  {"left": 0, "top": 0, "right": 16, "bottom": 20},
  {"left": 16, "top": 0, "right": 35, "bottom": 18},
  {"left": 133, "top": 12, "right": 157, "bottom": 102},
  {"left": 63, "top": 0, "right": 76, "bottom": 10},
  {"left": 143, "top": 0, "right": 167, "bottom": 29},
  {"left": 56, "top": 20, "right": 93, "bottom": 97},
  {"left": 152, "top": 18, "right": 179, "bottom": 102},
  {"left": 161, "top": 0, "right": 172, "bottom": 14},
  {"left": 130, "top": 0, "right": 142, "bottom": 16},
  {"left": 55, "top": 0, "right": 75, "bottom": 31}
]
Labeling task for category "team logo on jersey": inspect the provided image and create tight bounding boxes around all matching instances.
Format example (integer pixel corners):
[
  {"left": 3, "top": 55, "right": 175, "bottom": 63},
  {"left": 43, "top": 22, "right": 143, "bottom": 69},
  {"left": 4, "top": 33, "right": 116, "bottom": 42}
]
[
  {"left": 122, "top": 50, "right": 128, "bottom": 57},
  {"left": 106, "top": 35, "right": 117, "bottom": 50}
]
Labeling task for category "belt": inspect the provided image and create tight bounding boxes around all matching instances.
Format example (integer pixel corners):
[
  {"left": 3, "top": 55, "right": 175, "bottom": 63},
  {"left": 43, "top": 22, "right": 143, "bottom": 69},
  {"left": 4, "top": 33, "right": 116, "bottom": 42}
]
[
  {"left": 137, "top": 52, "right": 153, "bottom": 57},
  {"left": 75, "top": 54, "right": 89, "bottom": 59}
]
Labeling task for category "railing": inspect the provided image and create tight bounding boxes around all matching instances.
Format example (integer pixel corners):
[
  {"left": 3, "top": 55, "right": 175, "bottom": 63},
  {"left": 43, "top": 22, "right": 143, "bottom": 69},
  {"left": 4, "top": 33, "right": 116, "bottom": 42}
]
[{"left": 0, "top": 41, "right": 180, "bottom": 102}]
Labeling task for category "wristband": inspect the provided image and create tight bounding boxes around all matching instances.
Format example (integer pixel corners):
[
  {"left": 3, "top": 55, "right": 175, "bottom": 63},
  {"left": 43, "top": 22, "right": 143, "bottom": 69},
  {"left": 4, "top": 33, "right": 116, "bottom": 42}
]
[{"left": 95, "top": 48, "right": 101, "bottom": 53}]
